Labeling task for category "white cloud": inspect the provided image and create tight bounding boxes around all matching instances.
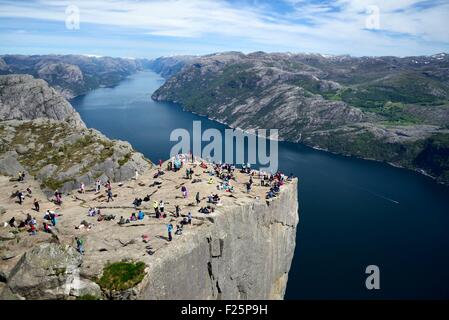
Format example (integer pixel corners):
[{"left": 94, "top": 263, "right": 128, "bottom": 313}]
[{"left": 0, "top": 0, "right": 447, "bottom": 56}]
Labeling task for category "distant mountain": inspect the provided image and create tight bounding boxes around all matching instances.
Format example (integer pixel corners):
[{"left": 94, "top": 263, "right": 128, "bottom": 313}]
[
  {"left": 147, "top": 55, "right": 197, "bottom": 78},
  {"left": 151, "top": 51, "right": 449, "bottom": 185},
  {"left": 0, "top": 54, "right": 151, "bottom": 99}
]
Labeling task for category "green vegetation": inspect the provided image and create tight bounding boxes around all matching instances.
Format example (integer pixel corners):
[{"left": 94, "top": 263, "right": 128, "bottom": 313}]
[
  {"left": 118, "top": 152, "right": 132, "bottom": 166},
  {"left": 2, "top": 121, "right": 115, "bottom": 191},
  {"left": 96, "top": 261, "right": 146, "bottom": 291},
  {"left": 414, "top": 133, "right": 449, "bottom": 182}
]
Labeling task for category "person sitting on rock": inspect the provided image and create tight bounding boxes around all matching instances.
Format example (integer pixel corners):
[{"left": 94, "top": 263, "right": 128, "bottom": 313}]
[
  {"left": 118, "top": 216, "right": 126, "bottom": 225},
  {"left": 137, "top": 210, "right": 145, "bottom": 220},
  {"left": 43, "top": 222, "right": 52, "bottom": 233},
  {"left": 44, "top": 210, "right": 52, "bottom": 221},
  {"left": 143, "top": 194, "right": 151, "bottom": 202},
  {"left": 75, "top": 237, "right": 84, "bottom": 255},
  {"left": 130, "top": 212, "right": 137, "bottom": 221},
  {"left": 175, "top": 224, "right": 183, "bottom": 235},
  {"left": 25, "top": 213, "right": 32, "bottom": 225},
  {"left": 187, "top": 212, "right": 192, "bottom": 224},
  {"left": 8, "top": 217, "right": 16, "bottom": 228},
  {"left": 28, "top": 223, "right": 37, "bottom": 235}
]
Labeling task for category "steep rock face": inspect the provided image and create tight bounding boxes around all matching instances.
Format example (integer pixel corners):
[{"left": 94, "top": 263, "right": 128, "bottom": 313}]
[
  {"left": 0, "top": 74, "right": 85, "bottom": 127},
  {"left": 139, "top": 180, "right": 298, "bottom": 300},
  {"left": 0, "top": 75, "right": 152, "bottom": 194}
]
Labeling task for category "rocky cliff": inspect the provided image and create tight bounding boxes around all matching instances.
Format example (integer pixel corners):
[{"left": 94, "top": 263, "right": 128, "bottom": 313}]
[
  {"left": 139, "top": 179, "right": 298, "bottom": 300},
  {"left": 0, "top": 74, "right": 84, "bottom": 127},
  {"left": 0, "top": 159, "right": 299, "bottom": 300},
  {"left": 0, "top": 74, "right": 152, "bottom": 194},
  {"left": 151, "top": 52, "right": 449, "bottom": 185}
]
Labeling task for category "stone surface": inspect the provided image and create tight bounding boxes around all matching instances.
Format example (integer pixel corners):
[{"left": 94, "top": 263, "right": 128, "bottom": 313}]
[
  {"left": 7, "top": 243, "right": 82, "bottom": 300},
  {"left": 0, "top": 74, "right": 85, "bottom": 127}
]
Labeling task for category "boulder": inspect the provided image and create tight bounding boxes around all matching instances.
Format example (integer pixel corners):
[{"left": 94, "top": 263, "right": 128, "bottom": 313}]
[{"left": 7, "top": 243, "right": 82, "bottom": 299}]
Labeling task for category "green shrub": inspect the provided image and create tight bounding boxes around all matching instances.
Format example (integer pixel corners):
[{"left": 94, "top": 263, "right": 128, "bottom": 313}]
[{"left": 97, "top": 261, "right": 146, "bottom": 291}]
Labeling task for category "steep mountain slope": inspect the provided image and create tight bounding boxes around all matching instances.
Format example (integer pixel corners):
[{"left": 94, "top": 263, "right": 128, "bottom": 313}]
[
  {"left": 0, "top": 74, "right": 151, "bottom": 194},
  {"left": 151, "top": 52, "right": 449, "bottom": 184},
  {"left": 0, "top": 55, "right": 151, "bottom": 99}
]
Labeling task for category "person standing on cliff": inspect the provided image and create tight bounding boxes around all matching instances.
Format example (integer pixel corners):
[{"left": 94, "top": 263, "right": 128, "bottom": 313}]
[
  {"left": 167, "top": 223, "right": 173, "bottom": 241},
  {"left": 33, "top": 198, "right": 40, "bottom": 212},
  {"left": 107, "top": 189, "right": 114, "bottom": 202},
  {"left": 196, "top": 192, "right": 200, "bottom": 205},
  {"left": 96, "top": 180, "right": 101, "bottom": 192}
]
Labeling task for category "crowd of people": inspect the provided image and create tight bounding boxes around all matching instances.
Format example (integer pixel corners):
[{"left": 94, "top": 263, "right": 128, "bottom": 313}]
[{"left": 3, "top": 153, "right": 295, "bottom": 258}]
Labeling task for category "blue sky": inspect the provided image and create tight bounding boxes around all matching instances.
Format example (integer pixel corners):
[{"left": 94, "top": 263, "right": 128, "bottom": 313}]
[{"left": 0, "top": 0, "right": 448, "bottom": 58}]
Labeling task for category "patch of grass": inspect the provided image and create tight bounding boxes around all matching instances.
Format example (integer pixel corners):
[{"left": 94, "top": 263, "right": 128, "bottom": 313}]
[
  {"left": 97, "top": 261, "right": 146, "bottom": 291},
  {"left": 118, "top": 152, "right": 132, "bottom": 166}
]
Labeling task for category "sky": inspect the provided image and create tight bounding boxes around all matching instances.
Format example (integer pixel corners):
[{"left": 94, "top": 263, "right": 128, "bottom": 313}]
[{"left": 0, "top": 0, "right": 448, "bottom": 59}]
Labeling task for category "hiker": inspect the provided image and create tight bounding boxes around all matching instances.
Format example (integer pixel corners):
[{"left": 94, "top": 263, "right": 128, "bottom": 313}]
[
  {"left": 153, "top": 200, "right": 159, "bottom": 213},
  {"left": 195, "top": 192, "right": 200, "bottom": 205},
  {"left": 33, "top": 198, "right": 40, "bottom": 211},
  {"left": 26, "top": 187, "right": 32, "bottom": 196},
  {"left": 50, "top": 212, "right": 57, "bottom": 226},
  {"left": 159, "top": 200, "right": 165, "bottom": 213},
  {"left": 175, "top": 205, "right": 180, "bottom": 218},
  {"left": 135, "top": 170, "right": 139, "bottom": 181},
  {"left": 107, "top": 189, "right": 114, "bottom": 202},
  {"left": 96, "top": 180, "right": 101, "bottom": 192},
  {"left": 18, "top": 171, "right": 23, "bottom": 182},
  {"left": 159, "top": 159, "right": 163, "bottom": 168},
  {"left": 80, "top": 183, "right": 85, "bottom": 194},
  {"left": 167, "top": 223, "right": 173, "bottom": 241},
  {"left": 25, "top": 213, "right": 32, "bottom": 225},
  {"left": 75, "top": 237, "right": 84, "bottom": 255},
  {"left": 246, "top": 182, "right": 251, "bottom": 193},
  {"left": 138, "top": 210, "right": 145, "bottom": 220},
  {"left": 17, "top": 191, "right": 24, "bottom": 205},
  {"left": 181, "top": 186, "right": 188, "bottom": 198}
]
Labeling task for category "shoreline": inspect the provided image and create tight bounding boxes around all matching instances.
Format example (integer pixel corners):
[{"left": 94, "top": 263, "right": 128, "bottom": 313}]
[{"left": 152, "top": 95, "right": 447, "bottom": 188}]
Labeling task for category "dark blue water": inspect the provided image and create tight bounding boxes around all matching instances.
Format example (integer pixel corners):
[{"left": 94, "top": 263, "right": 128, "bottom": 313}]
[{"left": 72, "top": 70, "right": 449, "bottom": 299}]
